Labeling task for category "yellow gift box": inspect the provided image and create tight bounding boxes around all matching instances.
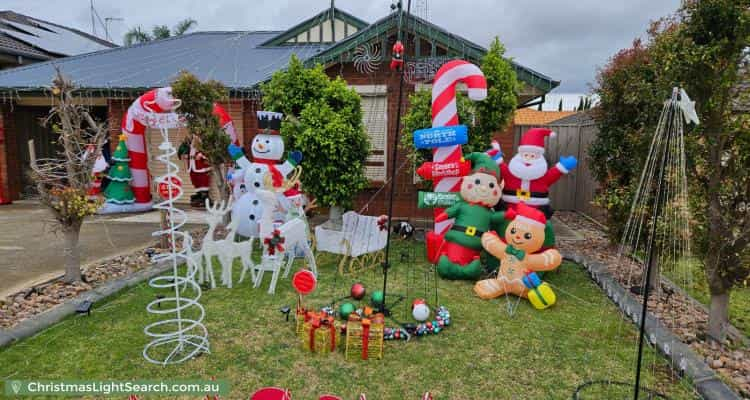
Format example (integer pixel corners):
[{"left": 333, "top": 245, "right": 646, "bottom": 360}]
[{"left": 527, "top": 282, "right": 556, "bottom": 310}]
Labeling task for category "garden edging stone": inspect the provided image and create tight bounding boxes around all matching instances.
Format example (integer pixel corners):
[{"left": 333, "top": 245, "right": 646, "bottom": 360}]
[
  {"left": 563, "top": 251, "right": 741, "bottom": 400},
  {"left": 0, "top": 259, "right": 172, "bottom": 349}
]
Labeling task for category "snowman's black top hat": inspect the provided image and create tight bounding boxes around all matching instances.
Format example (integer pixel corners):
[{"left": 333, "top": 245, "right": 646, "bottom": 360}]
[{"left": 256, "top": 111, "right": 283, "bottom": 133}]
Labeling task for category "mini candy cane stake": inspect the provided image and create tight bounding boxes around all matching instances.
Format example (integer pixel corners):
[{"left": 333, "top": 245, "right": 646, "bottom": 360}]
[{"left": 430, "top": 60, "right": 487, "bottom": 237}]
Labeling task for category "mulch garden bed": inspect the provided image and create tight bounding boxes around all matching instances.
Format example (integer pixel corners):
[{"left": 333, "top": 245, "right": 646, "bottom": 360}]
[
  {"left": 555, "top": 211, "right": 750, "bottom": 397},
  {"left": 0, "top": 225, "right": 221, "bottom": 330}
]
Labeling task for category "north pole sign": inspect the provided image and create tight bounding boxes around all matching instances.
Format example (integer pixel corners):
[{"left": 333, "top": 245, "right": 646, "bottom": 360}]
[{"left": 413, "top": 125, "right": 468, "bottom": 149}]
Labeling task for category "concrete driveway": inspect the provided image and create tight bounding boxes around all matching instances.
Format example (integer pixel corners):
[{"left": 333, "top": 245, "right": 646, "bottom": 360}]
[{"left": 0, "top": 201, "right": 205, "bottom": 298}]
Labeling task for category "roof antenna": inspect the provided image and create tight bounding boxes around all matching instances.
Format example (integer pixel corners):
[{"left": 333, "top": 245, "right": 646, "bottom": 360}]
[{"left": 330, "top": 0, "right": 336, "bottom": 42}]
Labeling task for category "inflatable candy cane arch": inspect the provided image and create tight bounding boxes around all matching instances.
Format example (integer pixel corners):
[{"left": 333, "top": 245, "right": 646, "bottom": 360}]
[
  {"left": 100, "top": 86, "right": 237, "bottom": 214},
  {"left": 99, "top": 87, "right": 182, "bottom": 214},
  {"left": 419, "top": 60, "right": 487, "bottom": 262}
]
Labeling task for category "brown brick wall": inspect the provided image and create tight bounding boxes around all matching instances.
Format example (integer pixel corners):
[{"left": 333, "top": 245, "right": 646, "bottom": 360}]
[{"left": 107, "top": 99, "right": 130, "bottom": 153}]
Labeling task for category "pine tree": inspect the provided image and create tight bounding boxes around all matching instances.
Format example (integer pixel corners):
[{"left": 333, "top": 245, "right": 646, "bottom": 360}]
[
  {"left": 558, "top": 99, "right": 563, "bottom": 111},
  {"left": 577, "top": 97, "right": 584, "bottom": 111},
  {"left": 103, "top": 134, "right": 135, "bottom": 204}
]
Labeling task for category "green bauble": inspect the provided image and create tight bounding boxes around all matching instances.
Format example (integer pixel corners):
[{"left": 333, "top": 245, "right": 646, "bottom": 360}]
[
  {"left": 339, "top": 302, "right": 355, "bottom": 320},
  {"left": 371, "top": 290, "right": 384, "bottom": 306}
]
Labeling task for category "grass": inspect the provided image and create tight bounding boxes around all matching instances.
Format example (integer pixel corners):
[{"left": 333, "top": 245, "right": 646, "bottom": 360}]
[{"left": 0, "top": 242, "right": 699, "bottom": 399}]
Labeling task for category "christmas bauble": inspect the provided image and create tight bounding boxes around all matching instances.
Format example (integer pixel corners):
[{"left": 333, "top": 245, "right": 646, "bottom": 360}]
[
  {"left": 157, "top": 176, "right": 182, "bottom": 199},
  {"left": 412, "top": 299, "right": 430, "bottom": 322},
  {"left": 350, "top": 283, "right": 366, "bottom": 300},
  {"left": 370, "top": 290, "right": 384, "bottom": 306},
  {"left": 339, "top": 302, "right": 355, "bottom": 320}
]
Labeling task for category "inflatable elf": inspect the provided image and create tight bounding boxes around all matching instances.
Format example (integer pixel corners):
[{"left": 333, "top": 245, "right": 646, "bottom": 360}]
[{"left": 435, "top": 152, "right": 505, "bottom": 280}]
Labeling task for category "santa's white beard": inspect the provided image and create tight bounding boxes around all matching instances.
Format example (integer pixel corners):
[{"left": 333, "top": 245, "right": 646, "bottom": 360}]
[{"left": 508, "top": 154, "right": 547, "bottom": 181}]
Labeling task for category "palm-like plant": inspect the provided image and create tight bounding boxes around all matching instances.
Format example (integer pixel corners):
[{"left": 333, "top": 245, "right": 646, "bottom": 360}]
[{"left": 123, "top": 18, "right": 197, "bottom": 46}]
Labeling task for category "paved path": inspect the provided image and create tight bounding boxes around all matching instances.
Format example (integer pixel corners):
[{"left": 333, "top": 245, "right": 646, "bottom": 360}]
[
  {"left": 0, "top": 201, "right": 204, "bottom": 298},
  {"left": 0, "top": 201, "right": 581, "bottom": 298}
]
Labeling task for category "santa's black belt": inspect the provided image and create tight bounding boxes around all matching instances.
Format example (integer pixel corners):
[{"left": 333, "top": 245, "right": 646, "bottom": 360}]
[
  {"left": 503, "top": 189, "right": 548, "bottom": 198},
  {"left": 451, "top": 224, "right": 485, "bottom": 237}
]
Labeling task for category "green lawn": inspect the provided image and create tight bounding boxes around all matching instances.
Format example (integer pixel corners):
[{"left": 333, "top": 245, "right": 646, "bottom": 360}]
[{"left": 0, "top": 243, "right": 698, "bottom": 399}]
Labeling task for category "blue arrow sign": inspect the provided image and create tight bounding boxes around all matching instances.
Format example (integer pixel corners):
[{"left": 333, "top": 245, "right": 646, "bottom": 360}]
[{"left": 413, "top": 125, "right": 468, "bottom": 149}]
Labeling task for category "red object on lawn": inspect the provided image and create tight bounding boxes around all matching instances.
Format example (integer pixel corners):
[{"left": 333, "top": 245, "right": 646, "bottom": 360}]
[
  {"left": 250, "top": 387, "right": 291, "bottom": 400},
  {"left": 157, "top": 176, "right": 182, "bottom": 200},
  {"left": 425, "top": 231, "right": 444, "bottom": 264},
  {"left": 319, "top": 395, "right": 342, "bottom": 400},
  {"left": 292, "top": 270, "right": 316, "bottom": 295},
  {"left": 350, "top": 282, "right": 366, "bottom": 300}
]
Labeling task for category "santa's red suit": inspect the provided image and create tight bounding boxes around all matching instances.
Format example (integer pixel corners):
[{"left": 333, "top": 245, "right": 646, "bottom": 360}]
[
  {"left": 499, "top": 128, "right": 573, "bottom": 215},
  {"left": 188, "top": 146, "right": 211, "bottom": 193}
]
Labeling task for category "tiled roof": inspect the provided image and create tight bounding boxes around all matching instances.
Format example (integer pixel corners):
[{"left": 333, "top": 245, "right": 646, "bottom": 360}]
[
  {"left": 546, "top": 110, "right": 595, "bottom": 125},
  {"left": 0, "top": 11, "right": 115, "bottom": 59},
  {"left": 514, "top": 109, "right": 577, "bottom": 126},
  {"left": 0, "top": 31, "right": 330, "bottom": 92}
]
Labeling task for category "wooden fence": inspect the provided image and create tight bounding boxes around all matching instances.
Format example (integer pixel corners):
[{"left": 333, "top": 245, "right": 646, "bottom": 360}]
[{"left": 512, "top": 122, "right": 603, "bottom": 219}]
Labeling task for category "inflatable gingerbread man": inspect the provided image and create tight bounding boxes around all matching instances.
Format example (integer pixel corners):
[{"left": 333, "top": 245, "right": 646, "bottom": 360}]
[
  {"left": 435, "top": 152, "right": 505, "bottom": 280},
  {"left": 474, "top": 203, "right": 562, "bottom": 309}
]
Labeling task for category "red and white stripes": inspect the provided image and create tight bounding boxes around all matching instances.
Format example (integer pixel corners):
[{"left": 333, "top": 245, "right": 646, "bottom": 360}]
[
  {"left": 430, "top": 60, "right": 487, "bottom": 236},
  {"left": 122, "top": 87, "right": 181, "bottom": 207},
  {"left": 121, "top": 87, "right": 236, "bottom": 210}
]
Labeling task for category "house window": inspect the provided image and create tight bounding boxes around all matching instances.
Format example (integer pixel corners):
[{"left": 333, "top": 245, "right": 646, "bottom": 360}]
[{"left": 351, "top": 85, "right": 388, "bottom": 182}]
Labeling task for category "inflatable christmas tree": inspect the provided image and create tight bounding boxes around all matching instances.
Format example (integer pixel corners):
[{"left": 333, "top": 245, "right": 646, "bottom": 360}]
[{"left": 103, "top": 134, "right": 135, "bottom": 206}]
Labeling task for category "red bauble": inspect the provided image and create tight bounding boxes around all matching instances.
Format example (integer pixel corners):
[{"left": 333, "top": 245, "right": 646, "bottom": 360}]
[
  {"left": 157, "top": 176, "right": 182, "bottom": 199},
  {"left": 292, "top": 270, "right": 316, "bottom": 295},
  {"left": 350, "top": 283, "right": 366, "bottom": 300}
]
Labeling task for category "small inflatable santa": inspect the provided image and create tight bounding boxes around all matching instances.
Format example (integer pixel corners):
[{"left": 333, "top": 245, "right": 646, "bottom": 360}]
[{"left": 499, "top": 128, "right": 577, "bottom": 218}]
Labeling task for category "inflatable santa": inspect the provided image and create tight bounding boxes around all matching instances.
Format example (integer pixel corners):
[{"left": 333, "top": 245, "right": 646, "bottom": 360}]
[{"left": 499, "top": 128, "right": 577, "bottom": 218}]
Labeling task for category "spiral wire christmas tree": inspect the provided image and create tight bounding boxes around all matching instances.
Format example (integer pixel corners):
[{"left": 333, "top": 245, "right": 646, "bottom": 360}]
[{"left": 143, "top": 123, "right": 209, "bottom": 365}]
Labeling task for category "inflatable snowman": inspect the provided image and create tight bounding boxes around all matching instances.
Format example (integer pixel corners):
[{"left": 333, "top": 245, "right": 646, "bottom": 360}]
[{"left": 229, "top": 111, "right": 302, "bottom": 238}]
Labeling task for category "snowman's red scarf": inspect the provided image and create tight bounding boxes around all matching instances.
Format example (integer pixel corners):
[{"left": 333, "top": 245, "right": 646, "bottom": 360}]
[{"left": 253, "top": 158, "right": 284, "bottom": 188}]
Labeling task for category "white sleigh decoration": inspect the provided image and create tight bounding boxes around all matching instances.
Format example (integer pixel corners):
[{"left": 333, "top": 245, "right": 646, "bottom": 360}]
[{"left": 314, "top": 211, "right": 387, "bottom": 274}]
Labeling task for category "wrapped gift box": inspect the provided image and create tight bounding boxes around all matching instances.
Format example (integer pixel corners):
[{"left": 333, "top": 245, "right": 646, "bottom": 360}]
[
  {"left": 345, "top": 314, "right": 385, "bottom": 360},
  {"left": 301, "top": 312, "right": 337, "bottom": 354}
]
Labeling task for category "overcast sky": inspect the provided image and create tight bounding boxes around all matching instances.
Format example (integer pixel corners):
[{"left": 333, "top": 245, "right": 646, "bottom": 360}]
[{"left": 5, "top": 0, "right": 681, "bottom": 93}]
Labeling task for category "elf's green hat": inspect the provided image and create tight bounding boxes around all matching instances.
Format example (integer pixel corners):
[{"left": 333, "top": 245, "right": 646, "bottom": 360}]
[{"left": 465, "top": 152, "right": 499, "bottom": 178}]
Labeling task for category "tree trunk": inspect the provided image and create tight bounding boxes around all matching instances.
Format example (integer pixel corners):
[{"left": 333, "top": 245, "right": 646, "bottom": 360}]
[
  {"left": 708, "top": 291, "right": 730, "bottom": 343},
  {"left": 647, "top": 254, "right": 660, "bottom": 293},
  {"left": 62, "top": 224, "right": 82, "bottom": 283},
  {"left": 326, "top": 205, "right": 344, "bottom": 230}
]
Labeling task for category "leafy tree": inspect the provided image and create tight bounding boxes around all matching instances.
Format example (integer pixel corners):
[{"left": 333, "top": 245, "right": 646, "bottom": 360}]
[
  {"left": 261, "top": 55, "right": 369, "bottom": 224},
  {"left": 123, "top": 18, "right": 197, "bottom": 46},
  {"left": 590, "top": 38, "right": 664, "bottom": 240},
  {"left": 171, "top": 71, "right": 231, "bottom": 204},
  {"left": 592, "top": 0, "right": 750, "bottom": 341},
  {"left": 401, "top": 37, "right": 518, "bottom": 170}
]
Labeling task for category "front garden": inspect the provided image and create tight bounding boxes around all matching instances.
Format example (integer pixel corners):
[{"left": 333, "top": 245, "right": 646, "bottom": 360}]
[{"left": 0, "top": 240, "right": 698, "bottom": 399}]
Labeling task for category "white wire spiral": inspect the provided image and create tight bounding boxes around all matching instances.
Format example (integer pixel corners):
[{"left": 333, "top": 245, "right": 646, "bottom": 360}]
[{"left": 143, "top": 123, "right": 210, "bottom": 365}]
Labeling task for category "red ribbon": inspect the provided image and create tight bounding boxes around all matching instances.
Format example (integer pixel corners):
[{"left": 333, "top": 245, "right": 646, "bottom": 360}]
[
  {"left": 361, "top": 319, "right": 371, "bottom": 360},
  {"left": 307, "top": 313, "right": 336, "bottom": 352}
]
